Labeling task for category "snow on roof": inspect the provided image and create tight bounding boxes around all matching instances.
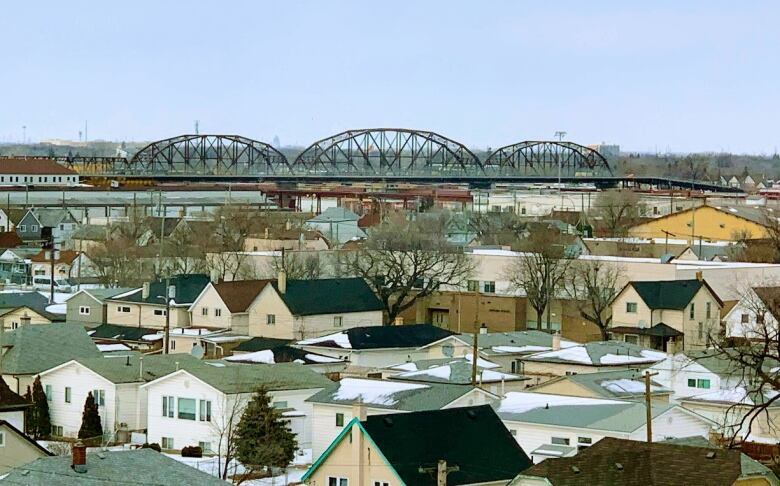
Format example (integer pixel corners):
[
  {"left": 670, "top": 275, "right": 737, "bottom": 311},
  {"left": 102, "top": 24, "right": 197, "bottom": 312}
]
[
  {"left": 224, "top": 350, "right": 275, "bottom": 364},
  {"left": 492, "top": 345, "right": 551, "bottom": 354},
  {"left": 600, "top": 350, "right": 667, "bottom": 365},
  {"left": 331, "top": 378, "right": 428, "bottom": 406},
  {"left": 463, "top": 353, "right": 501, "bottom": 369},
  {"left": 298, "top": 331, "right": 352, "bottom": 349},
  {"left": 97, "top": 343, "right": 131, "bottom": 352},
  {"left": 45, "top": 303, "right": 66, "bottom": 314},
  {"left": 601, "top": 378, "right": 663, "bottom": 395},
  {"left": 169, "top": 327, "right": 221, "bottom": 337},
  {"left": 684, "top": 387, "right": 754, "bottom": 405},
  {"left": 141, "top": 334, "right": 164, "bottom": 341},
  {"left": 390, "top": 362, "right": 419, "bottom": 372},
  {"left": 530, "top": 346, "right": 593, "bottom": 364},
  {"left": 498, "top": 392, "right": 625, "bottom": 415},
  {"left": 401, "top": 365, "right": 453, "bottom": 381}
]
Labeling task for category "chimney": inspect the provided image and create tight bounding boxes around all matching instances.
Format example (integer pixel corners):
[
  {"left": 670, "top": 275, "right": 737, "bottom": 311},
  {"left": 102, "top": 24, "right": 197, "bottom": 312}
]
[
  {"left": 479, "top": 323, "right": 488, "bottom": 335},
  {"left": 552, "top": 331, "right": 561, "bottom": 351},
  {"left": 278, "top": 270, "right": 287, "bottom": 294},
  {"left": 210, "top": 269, "right": 220, "bottom": 284},
  {"left": 393, "top": 316, "right": 404, "bottom": 326},
  {"left": 696, "top": 271, "right": 703, "bottom": 282},
  {"left": 20, "top": 314, "right": 31, "bottom": 327},
  {"left": 264, "top": 227, "right": 270, "bottom": 239},
  {"left": 285, "top": 219, "right": 292, "bottom": 231},
  {"left": 352, "top": 400, "right": 367, "bottom": 422},
  {"left": 72, "top": 442, "right": 87, "bottom": 473},
  {"left": 142, "top": 282, "right": 150, "bottom": 300}
]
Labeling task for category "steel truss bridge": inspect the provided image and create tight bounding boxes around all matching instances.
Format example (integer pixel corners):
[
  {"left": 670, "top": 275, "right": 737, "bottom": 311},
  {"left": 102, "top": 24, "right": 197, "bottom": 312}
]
[{"left": 47, "top": 130, "right": 738, "bottom": 192}]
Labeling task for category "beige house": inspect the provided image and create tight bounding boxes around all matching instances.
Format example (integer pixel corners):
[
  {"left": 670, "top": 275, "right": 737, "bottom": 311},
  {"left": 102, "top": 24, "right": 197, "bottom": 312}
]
[
  {"left": 104, "top": 274, "right": 210, "bottom": 329},
  {"left": 527, "top": 369, "right": 672, "bottom": 403},
  {"left": 0, "top": 307, "right": 52, "bottom": 330},
  {"left": 303, "top": 405, "right": 531, "bottom": 486},
  {"left": 188, "top": 279, "right": 271, "bottom": 332},
  {"left": 0, "top": 420, "right": 52, "bottom": 474},
  {"left": 610, "top": 277, "right": 723, "bottom": 351},
  {"left": 244, "top": 226, "right": 329, "bottom": 252}
]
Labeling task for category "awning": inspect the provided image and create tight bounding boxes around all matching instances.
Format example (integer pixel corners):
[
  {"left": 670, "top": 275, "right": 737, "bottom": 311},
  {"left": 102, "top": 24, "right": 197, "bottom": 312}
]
[{"left": 609, "top": 323, "right": 682, "bottom": 338}]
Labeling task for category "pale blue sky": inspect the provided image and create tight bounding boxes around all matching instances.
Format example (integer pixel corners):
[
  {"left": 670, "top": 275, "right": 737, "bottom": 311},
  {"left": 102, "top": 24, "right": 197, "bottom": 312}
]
[{"left": 2, "top": 1, "right": 779, "bottom": 153}]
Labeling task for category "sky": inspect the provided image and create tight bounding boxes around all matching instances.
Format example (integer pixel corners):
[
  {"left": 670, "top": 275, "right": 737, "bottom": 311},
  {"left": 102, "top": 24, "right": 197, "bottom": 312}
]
[{"left": 2, "top": 1, "right": 779, "bottom": 154}]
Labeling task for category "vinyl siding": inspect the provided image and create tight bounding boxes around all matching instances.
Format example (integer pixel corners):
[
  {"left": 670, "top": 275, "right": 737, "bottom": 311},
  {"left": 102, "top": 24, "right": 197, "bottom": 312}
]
[
  {"left": 65, "top": 293, "right": 105, "bottom": 326},
  {"left": 188, "top": 285, "right": 235, "bottom": 330}
]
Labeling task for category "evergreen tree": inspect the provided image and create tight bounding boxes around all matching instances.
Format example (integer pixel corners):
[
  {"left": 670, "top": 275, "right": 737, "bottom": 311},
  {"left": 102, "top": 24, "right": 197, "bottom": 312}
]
[
  {"left": 78, "top": 391, "right": 103, "bottom": 445},
  {"left": 234, "top": 387, "right": 296, "bottom": 474},
  {"left": 29, "top": 376, "right": 51, "bottom": 439},
  {"left": 23, "top": 385, "right": 33, "bottom": 436}
]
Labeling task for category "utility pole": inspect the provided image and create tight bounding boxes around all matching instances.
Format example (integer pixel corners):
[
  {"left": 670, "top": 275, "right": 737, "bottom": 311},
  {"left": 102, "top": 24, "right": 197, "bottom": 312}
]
[
  {"left": 163, "top": 277, "right": 172, "bottom": 355},
  {"left": 644, "top": 370, "right": 659, "bottom": 443},
  {"left": 419, "top": 460, "right": 459, "bottom": 486},
  {"left": 471, "top": 288, "right": 480, "bottom": 386},
  {"left": 554, "top": 131, "right": 567, "bottom": 208}
]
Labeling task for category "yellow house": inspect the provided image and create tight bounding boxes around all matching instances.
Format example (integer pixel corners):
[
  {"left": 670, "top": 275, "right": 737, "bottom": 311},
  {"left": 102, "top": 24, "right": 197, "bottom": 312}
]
[
  {"left": 303, "top": 405, "right": 532, "bottom": 486},
  {"left": 0, "top": 307, "right": 52, "bottom": 330},
  {"left": 0, "top": 420, "right": 53, "bottom": 474},
  {"left": 628, "top": 205, "right": 769, "bottom": 242},
  {"left": 609, "top": 277, "right": 723, "bottom": 351}
]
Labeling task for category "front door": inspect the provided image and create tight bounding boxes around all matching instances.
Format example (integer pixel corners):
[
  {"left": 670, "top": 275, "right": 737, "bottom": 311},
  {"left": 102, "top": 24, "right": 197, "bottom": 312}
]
[{"left": 430, "top": 309, "right": 449, "bottom": 327}]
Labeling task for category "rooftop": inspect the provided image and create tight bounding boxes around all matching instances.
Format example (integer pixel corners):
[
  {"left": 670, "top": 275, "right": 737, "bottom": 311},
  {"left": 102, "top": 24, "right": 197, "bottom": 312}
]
[
  {"left": 456, "top": 330, "right": 579, "bottom": 355},
  {"left": 629, "top": 279, "right": 720, "bottom": 310},
  {"left": 298, "top": 324, "right": 454, "bottom": 350},
  {"left": 535, "top": 369, "right": 672, "bottom": 400},
  {"left": 522, "top": 340, "right": 667, "bottom": 367},
  {"left": 111, "top": 274, "right": 210, "bottom": 306},
  {"left": 1, "top": 448, "right": 228, "bottom": 485},
  {"left": 0, "top": 158, "right": 77, "bottom": 175},
  {"left": 390, "top": 359, "right": 526, "bottom": 385},
  {"left": 272, "top": 277, "right": 383, "bottom": 316},
  {"left": 49, "top": 354, "right": 203, "bottom": 384},
  {"left": 224, "top": 347, "right": 344, "bottom": 365},
  {"left": 1, "top": 324, "right": 102, "bottom": 375},
  {"left": 212, "top": 279, "right": 271, "bottom": 313}
]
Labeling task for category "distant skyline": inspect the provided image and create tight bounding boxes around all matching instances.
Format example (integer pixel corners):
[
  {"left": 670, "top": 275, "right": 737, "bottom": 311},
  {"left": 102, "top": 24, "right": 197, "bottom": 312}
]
[{"left": 2, "top": 1, "right": 779, "bottom": 154}]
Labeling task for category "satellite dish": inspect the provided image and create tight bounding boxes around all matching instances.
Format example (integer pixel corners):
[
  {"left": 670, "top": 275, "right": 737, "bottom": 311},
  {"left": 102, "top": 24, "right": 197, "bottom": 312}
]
[{"left": 190, "top": 343, "right": 205, "bottom": 360}]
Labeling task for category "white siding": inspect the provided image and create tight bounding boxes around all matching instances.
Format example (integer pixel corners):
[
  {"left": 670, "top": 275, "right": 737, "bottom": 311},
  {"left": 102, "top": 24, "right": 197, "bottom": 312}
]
[
  {"left": 628, "top": 407, "right": 712, "bottom": 442},
  {"left": 0, "top": 410, "right": 24, "bottom": 431}
]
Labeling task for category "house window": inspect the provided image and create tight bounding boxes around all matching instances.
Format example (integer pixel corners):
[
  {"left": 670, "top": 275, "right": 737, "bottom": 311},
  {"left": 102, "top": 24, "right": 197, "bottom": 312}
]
[
  {"left": 698, "top": 322, "right": 704, "bottom": 339},
  {"left": 373, "top": 482, "right": 389, "bottom": 486},
  {"left": 51, "top": 425, "right": 63, "bottom": 437},
  {"left": 689, "top": 304, "right": 695, "bottom": 319},
  {"left": 466, "top": 280, "right": 479, "bottom": 292},
  {"left": 578, "top": 437, "right": 592, "bottom": 446},
  {"left": 154, "top": 309, "right": 167, "bottom": 316},
  {"left": 178, "top": 398, "right": 197, "bottom": 420},
  {"left": 273, "top": 401, "right": 288, "bottom": 409},
  {"left": 199, "top": 400, "right": 212, "bottom": 422},
  {"left": 741, "top": 313, "right": 750, "bottom": 324},
  {"left": 79, "top": 306, "right": 90, "bottom": 316},
  {"left": 511, "top": 360, "right": 523, "bottom": 374},
  {"left": 0, "top": 431, "right": 4, "bottom": 447},
  {"left": 162, "top": 396, "right": 175, "bottom": 417},
  {"left": 215, "top": 308, "right": 222, "bottom": 317},
  {"left": 328, "top": 478, "right": 348, "bottom": 486},
  {"left": 18, "top": 225, "right": 26, "bottom": 232},
  {"left": 551, "top": 437, "right": 570, "bottom": 445},
  {"left": 698, "top": 379, "right": 711, "bottom": 389},
  {"left": 45, "top": 385, "right": 52, "bottom": 401},
  {"left": 92, "top": 389, "right": 105, "bottom": 406},
  {"left": 31, "top": 225, "right": 38, "bottom": 232},
  {"left": 626, "top": 302, "right": 638, "bottom": 313},
  {"left": 199, "top": 441, "right": 212, "bottom": 453},
  {"left": 483, "top": 281, "right": 496, "bottom": 293},
  {"left": 65, "top": 387, "right": 71, "bottom": 403},
  {"left": 118, "top": 306, "right": 131, "bottom": 313},
  {"left": 201, "top": 307, "right": 208, "bottom": 316},
  {"left": 334, "top": 316, "right": 343, "bottom": 327},
  {"left": 267, "top": 314, "right": 276, "bottom": 325},
  {"left": 706, "top": 302, "right": 712, "bottom": 319},
  {"left": 336, "top": 413, "right": 345, "bottom": 427},
  {"left": 624, "top": 334, "right": 639, "bottom": 345},
  {"left": 161, "top": 437, "right": 174, "bottom": 449},
  {"left": 170, "top": 340, "right": 176, "bottom": 350},
  {"left": 687, "top": 378, "right": 697, "bottom": 387}
]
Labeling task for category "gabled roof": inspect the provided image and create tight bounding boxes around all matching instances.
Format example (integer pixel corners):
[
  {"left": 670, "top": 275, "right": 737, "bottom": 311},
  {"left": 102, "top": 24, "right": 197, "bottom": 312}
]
[
  {"left": 47, "top": 354, "right": 201, "bottom": 384},
  {"left": 627, "top": 279, "right": 722, "bottom": 310},
  {"left": 79, "top": 287, "right": 136, "bottom": 302},
  {"left": 0, "top": 291, "right": 62, "bottom": 321},
  {"left": 1, "top": 324, "right": 102, "bottom": 375},
  {"left": 522, "top": 340, "right": 667, "bottom": 367},
  {"left": 298, "top": 324, "right": 454, "bottom": 350},
  {"left": 535, "top": 369, "right": 672, "bottom": 400},
  {"left": 515, "top": 437, "right": 764, "bottom": 486},
  {"left": 233, "top": 336, "right": 292, "bottom": 352},
  {"left": 457, "top": 330, "right": 579, "bottom": 355},
  {"left": 0, "top": 419, "right": 53, "bottom": 456},
  {"left": 362, "top": 406, "right": 532, "bottom": 485},
  {"left": 224, "top": 346, "right": 344, "bottom": 365},
  {"left": 0, "top": 158, "right": 76, "bottom": 175},
  {"left": 390, "top": 359, "right": 526, "bottom": 385},
  {"left": 88, "top": 323, "right": 159, "bottom": 342},
  {"left": 212, "top": 279, "right": 271, "bottom": 313},
  {"left": 2, "top": 448, "right": 228, "bottom": 485},
  {"left": 29, "top": 248, "right": 80, "bottom": 264},
  {"left": 306, "top": 377, "right": 487, "bottom": 410},
  {"left": 31, "top": 208, "right": 77, "bottom": 227},
  {"left": 272, "top": 277, "right": 383, "bottom": 316},
  {"left": 112, "top": 274, "right": 210, "bottom": 305}
]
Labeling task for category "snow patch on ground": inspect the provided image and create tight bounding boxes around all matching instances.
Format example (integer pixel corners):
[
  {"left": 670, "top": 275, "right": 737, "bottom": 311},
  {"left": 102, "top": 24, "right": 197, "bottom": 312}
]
[
  {"left": 332, "top": 378, "right": 428, "bottom": 406},
  {"left": 225, "top": 350, "right": 276, "bottom": 364},
  {"left": 298, "top": 331, "right": 352, "bottom": 349}
]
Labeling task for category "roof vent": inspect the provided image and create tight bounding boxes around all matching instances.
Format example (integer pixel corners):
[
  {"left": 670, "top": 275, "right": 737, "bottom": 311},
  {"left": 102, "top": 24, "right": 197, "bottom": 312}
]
[
  {"left": 615, "top": 463, "right": 624, "bottom": 470},
  {"left": 466, "top": 410, "right": 477, "bottom": 420},
  {"left": 706, "top": 451, "right": 716, "bottom": 459},
  {"left": 125, "top": 355, "right": 131, "bottom": 366},
  {"left": 545, "top": 403, "right": 549, "bottom": 409},
  {"left": 383, "top": 417, "right": 393, "bottom": 427},
  {"left": 571, "top": 466, "right": 581, "bottom": 474}
]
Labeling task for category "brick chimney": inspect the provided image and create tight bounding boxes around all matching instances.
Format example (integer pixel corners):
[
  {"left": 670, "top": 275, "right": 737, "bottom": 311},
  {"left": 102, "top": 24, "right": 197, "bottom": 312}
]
[
  {"left": 393, "top": 316, "right": 404, "bottom": 326},
  {"left": 696, "top": 271, "right": 703, "bottom": 281},
  {"left": 278, "top": 270, "right": 287, "bottom": 294},
  {"left": 72, "top": 442, "right": 87, "bottom": 473}
]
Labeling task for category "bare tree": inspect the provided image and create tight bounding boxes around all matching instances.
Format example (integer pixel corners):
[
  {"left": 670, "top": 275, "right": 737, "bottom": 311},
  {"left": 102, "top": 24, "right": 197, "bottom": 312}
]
[
  {"left": 344, "top": 214, "right": 474, "bottom": 323},
  {"left": 591, "top": 189, "right": 646, "bottom": 237},
  {"left": 269, "top": 251, "right": 324, "bottom": 280},
  {"left": 564, "top": 259, "right": 623, "bottom": 340},
  {"left": 163, "top": 224, "right": 209, "bottom": 275},
  {"left": 704, "top": 284, "right": 780, "bottom": 447},
  {"left": 211, "top": 392, "right": 251, "bottom": 482},
  {"left": 505, "top": 228, "right": 572, "bottom": 330},
  {"left": 206, "top": 205, "right": 256, "bottom": 281}
]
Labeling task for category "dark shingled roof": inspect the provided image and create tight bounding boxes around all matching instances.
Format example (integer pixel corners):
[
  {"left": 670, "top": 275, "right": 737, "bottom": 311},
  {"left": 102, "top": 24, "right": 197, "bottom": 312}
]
[
  {"left": 629, "top": 279, "right": 721, "bottom": 310},
  {"left": 89, "top": 323, "right": 158, "bottom": 342},
  {"left": 273, "top": 277, "right": 383, "bottom": 316},
  {"left": 213, "top": 279, "right": 271, "bottom": 313},
  {"left": 113, "top": 274, "right": 210, "bottom": 305},
  {"left": 518, "top": 437, "right": 760, "bottom": 486},
  {"left": 0, "top": 378, "right": 30, "bottom": 411},
  {"left": 0, "top": 291, "right": 62, "bottom": 321},
  {"left": 305, "top": 324, "right": 455, "bottom": 350},
  {"left": 0, "top": 231, "right": 23, "bottom": 248},
  {"left": 233, "top": 336, "right": 293, "bottom": 352},
  {"left": 362, "top": 406, "right": 532, "bottom": 485}
]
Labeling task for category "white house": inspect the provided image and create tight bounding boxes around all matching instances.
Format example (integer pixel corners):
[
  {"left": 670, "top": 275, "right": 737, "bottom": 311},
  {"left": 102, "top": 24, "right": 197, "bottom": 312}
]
[
  {"left": 648, "top": 349, "right": 747, "bottom": 401},
  {"left": 37, "top": 354, "right": 198, "bottom": 440},
  {"left": 495, "top": 392, "right": 715, "bottom": 463},
  {"left": 723, "top": 286, "right": 779, "bottom": 340},
  {"left": 307, "top": 377, "right": 500, "bottom": 459},
  {"left": 141, "top": 361, "right": 332, "bottom": 453},
  {"left": 0, "top": 158, "right": 79, "bottom": 186}
]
